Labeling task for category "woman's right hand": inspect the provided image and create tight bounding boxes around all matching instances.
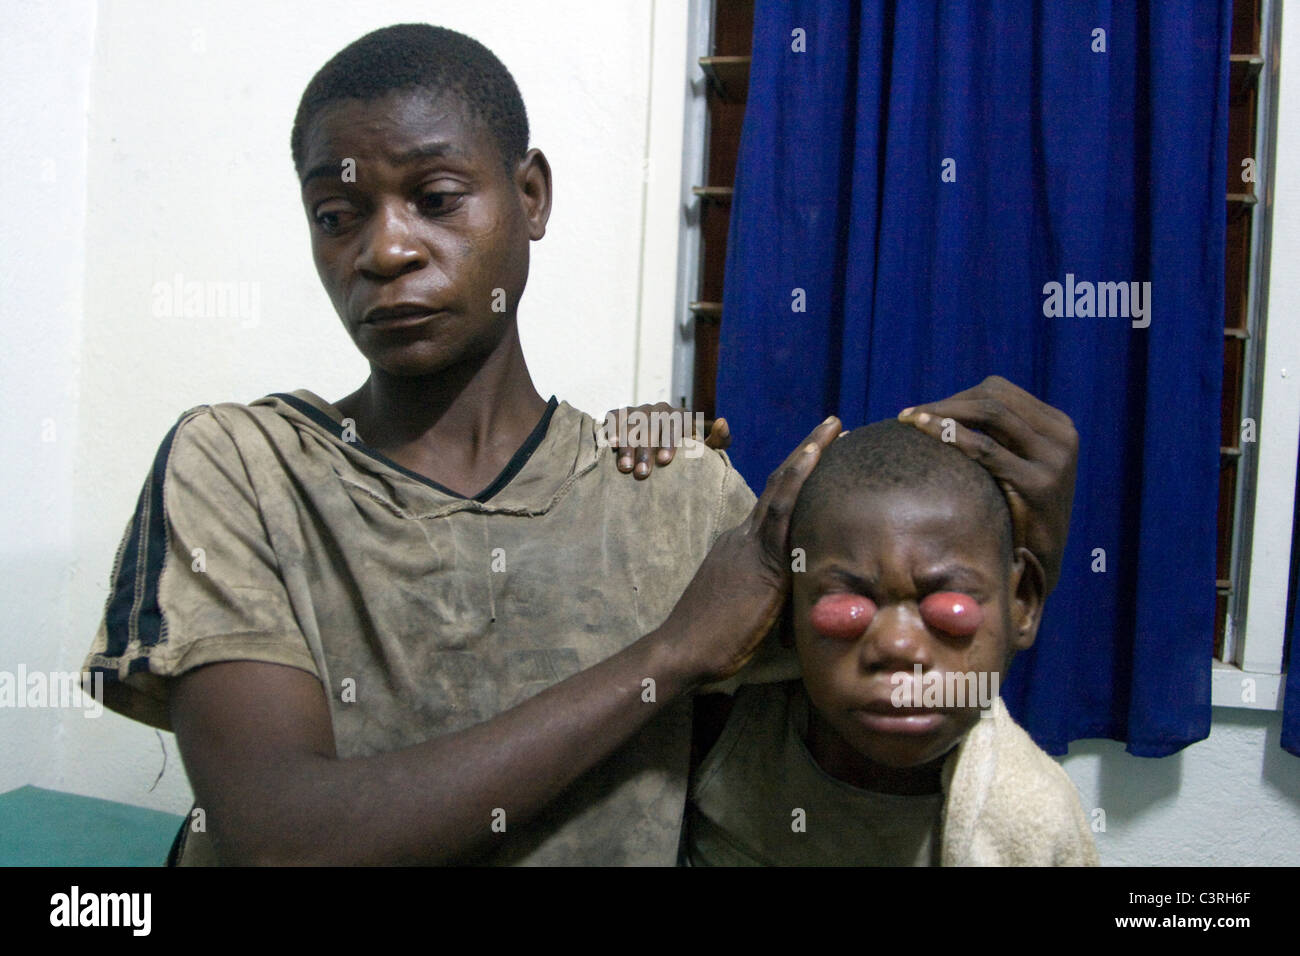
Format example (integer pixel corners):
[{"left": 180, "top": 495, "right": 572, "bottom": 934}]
[{"left": 660, "top": 416, "right": 842, "bottom": 682}]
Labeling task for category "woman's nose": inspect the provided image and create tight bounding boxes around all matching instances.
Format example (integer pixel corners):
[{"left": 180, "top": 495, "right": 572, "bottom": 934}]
[{"left": 355, "top": 204, "right": 427, "bottom": 278}]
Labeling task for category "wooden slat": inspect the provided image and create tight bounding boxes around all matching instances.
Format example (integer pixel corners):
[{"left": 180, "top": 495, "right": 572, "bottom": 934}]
[
  {"left": 688, "top": 301, "right": 722, "bottom": 321},
  {"left": 699, "top": 56, "right": 751, "bottom": 103},
  {"left": 1229, "top": 54, "right": 1264, "bottom": 92},
  {"left": 692, "top": 185, "right": 734, "bottom": 203}
]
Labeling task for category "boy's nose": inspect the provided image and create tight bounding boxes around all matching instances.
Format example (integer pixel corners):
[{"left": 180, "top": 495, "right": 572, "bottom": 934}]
[
  {"left": 857, "top": 604, "right": 934, "bottom": 673},
  {"left": 356, "top": 205, "right": 427, "bottom": 278}
]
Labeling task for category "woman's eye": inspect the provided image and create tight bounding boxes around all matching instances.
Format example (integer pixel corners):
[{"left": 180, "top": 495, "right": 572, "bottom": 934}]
[
  {"left": 810, "top": 593, "right": 877, "bottom": 641},
  {"left": 918, "top": 592, "right": 984, "bottom": 637},
  {"left": 314, "top": 205, "right": 353, "bottom": 234},
  {"left": 422, "top": 192, "right": 464, "bottom": 214}
]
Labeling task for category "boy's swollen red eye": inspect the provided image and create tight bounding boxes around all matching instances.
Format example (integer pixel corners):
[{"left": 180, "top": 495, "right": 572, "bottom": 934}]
[
  {"left": 810, "top": 594, "right": 877, "bottom": 640},
  {"left": 919, "top": 592, "right": 984, "bottom": 637}
]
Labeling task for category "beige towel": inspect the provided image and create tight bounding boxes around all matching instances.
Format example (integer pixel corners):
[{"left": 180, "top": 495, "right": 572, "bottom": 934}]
[{"left": 939, "top": 697, "right": 1101, "bottom": 866}]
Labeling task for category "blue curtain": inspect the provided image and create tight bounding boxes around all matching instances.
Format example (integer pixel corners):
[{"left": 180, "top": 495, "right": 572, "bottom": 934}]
[
  {"left": 717, "top": 1, "right": 1231, "bottom": 756},
  {"left": 1284, "top": 443, "right": 1300, "bottom": 756}
]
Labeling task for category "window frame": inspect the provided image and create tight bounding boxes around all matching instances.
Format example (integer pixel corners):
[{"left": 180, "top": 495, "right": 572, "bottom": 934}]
[
  {"left": 1218, "top": 0, "right": 1293, "bottom": 711},
  {"left": 668, "top": 0, "right": 1294, "bottom": 712}
]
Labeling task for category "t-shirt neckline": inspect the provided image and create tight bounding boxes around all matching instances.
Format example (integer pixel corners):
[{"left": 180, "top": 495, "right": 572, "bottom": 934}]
[{"left": 269, "top": 390, "right": 559, "bottom": 504}]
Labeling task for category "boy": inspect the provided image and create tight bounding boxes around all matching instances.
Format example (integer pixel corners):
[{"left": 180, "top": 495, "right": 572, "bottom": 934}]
[
  {"left": 686, "top": 420, "right": 1098, "bottom": 865},
  {"left": 83, "top": 23, "right": 1078, "bottom": 865}
]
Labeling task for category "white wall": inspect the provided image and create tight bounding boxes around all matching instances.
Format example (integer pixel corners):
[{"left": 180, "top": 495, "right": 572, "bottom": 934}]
[
  {"left": 0, "top": 0, "right": 96, "bottom": 801},
  {"left": 2, "top": 0, "right": 1298, "bottom": 866},
  {"left": 1060, "top": 710, "right": 1300, "bottom": 865}
]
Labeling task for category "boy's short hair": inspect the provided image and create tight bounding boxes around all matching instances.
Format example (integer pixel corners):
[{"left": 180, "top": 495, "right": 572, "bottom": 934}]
[
  {"left": 790, "top": 419, "right": 1014, "bottom": 559},
  {"left": 291, "top": 23, "right": 530, "bottom": 173}
]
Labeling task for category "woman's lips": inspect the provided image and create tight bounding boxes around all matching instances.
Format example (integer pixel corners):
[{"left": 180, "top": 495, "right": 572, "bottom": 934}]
[{"left": 362, "top": 308, "right": 442, "bottom": 330}]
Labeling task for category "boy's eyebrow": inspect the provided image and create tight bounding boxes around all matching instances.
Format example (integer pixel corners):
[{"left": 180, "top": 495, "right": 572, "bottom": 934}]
[
  {"left": 299, "top": 141, "right": 466, "bottom": 188},
  {"left": 912, "top": 563, "right": 993, "bottom": 593},
  {"left": 813, "top": 562, "right": 992, "bottom": 594},
  {"left": 818, "top": 566, "right": 877, "bottom": 592}
]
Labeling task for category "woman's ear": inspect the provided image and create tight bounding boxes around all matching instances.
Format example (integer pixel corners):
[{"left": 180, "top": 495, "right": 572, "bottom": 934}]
[
  {"left": 1009, "top": 546, "right": 1046, "bottom": 651},
  {"left": 515, "top": 147, "right": 552, "bottom": 240}
]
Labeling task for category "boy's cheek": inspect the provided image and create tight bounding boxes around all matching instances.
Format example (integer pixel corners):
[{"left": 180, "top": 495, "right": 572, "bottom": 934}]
[
  {"left": 790, "top": 621, "right": 821, "bottom": 669},
  {"left": 794, "top": 646, "right": 851, "bottom": 716},
  {"left": 792, "top": 631, "right": 856, "bottom": 696}
]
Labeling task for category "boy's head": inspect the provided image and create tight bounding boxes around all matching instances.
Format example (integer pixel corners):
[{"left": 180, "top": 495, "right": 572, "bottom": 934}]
[
  {"left": 292, "top": 25, "right": 551, "bottom": 378},
  {"left": 788, "top": 420, "right": 1045, "bottom": 784}
]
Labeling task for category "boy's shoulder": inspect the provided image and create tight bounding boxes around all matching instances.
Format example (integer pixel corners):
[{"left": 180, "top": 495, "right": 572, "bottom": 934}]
[
  {"left": 941, "top": 699, "right": 1100, "bottom": 866},
  {"left": 574, "top": 401, "right": 757, "bottom": 538},
  {"left": 994, "top": 704, "right": 1091, "bottom": 810}
]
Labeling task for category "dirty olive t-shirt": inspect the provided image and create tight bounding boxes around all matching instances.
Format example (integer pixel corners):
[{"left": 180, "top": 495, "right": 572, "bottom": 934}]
[
  {"left": 685, "top": 681, "right": 943, "bottom": 866},
  {"left": 83, "top": 390, "right": 763, "bottom": 865}
]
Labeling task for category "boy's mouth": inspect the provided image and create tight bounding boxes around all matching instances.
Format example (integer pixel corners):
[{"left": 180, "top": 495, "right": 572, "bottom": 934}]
[
  {"left": 850, "top": 690, "right": 960, "bottom": 736},
  {"left": 851, "top": 706, "right": 947, "bottom": 735}
]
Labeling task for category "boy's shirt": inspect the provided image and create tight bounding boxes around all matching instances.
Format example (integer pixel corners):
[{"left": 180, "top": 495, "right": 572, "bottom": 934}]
[
  {"left": 686, "top": 681, "right": 1101, "bottom": 866},
  {"left": 84, "top": 389, "right": 760, "bottom": 865},
  {"left": 687, "top": 681, "right": 942, "bottom": 865}
]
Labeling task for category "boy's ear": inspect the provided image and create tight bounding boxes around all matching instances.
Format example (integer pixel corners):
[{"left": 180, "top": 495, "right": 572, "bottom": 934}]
[
  {"left": 1009, "top": 546, "right": 1046, "bottom": 651},
  {"left": 515, "top": 147, "right": 552, "bottom": 241}
]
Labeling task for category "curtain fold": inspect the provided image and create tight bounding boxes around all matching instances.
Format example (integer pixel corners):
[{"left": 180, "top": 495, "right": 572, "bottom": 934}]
[
  {"left": 1283, "top": 442, "right": 1299, "bottom": 756},
  {"left": 717, "top": 0, "right": 1232, "bottom": 756}
]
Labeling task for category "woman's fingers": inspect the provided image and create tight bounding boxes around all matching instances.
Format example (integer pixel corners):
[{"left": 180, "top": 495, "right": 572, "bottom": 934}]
[
  {"left": 705, "top": 416, "right": 731, "bottom": 450},
  {"left": 897, "top": 377, "right": 1077, "bottom": 592},
  {"left": 605, "top": 403, "right": 735, "bottom": 477},
  {"left": 749, "top": 417, "right": 842, "bottom": 559}
]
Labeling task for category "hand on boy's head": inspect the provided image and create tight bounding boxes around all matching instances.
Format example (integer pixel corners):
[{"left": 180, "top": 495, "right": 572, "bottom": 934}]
[
  {"left": 659, "top": 416, "right": 840, "bottom": 682},
  {"left": 897, "top": 376, "right": 1077, "bottom": 594}
]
